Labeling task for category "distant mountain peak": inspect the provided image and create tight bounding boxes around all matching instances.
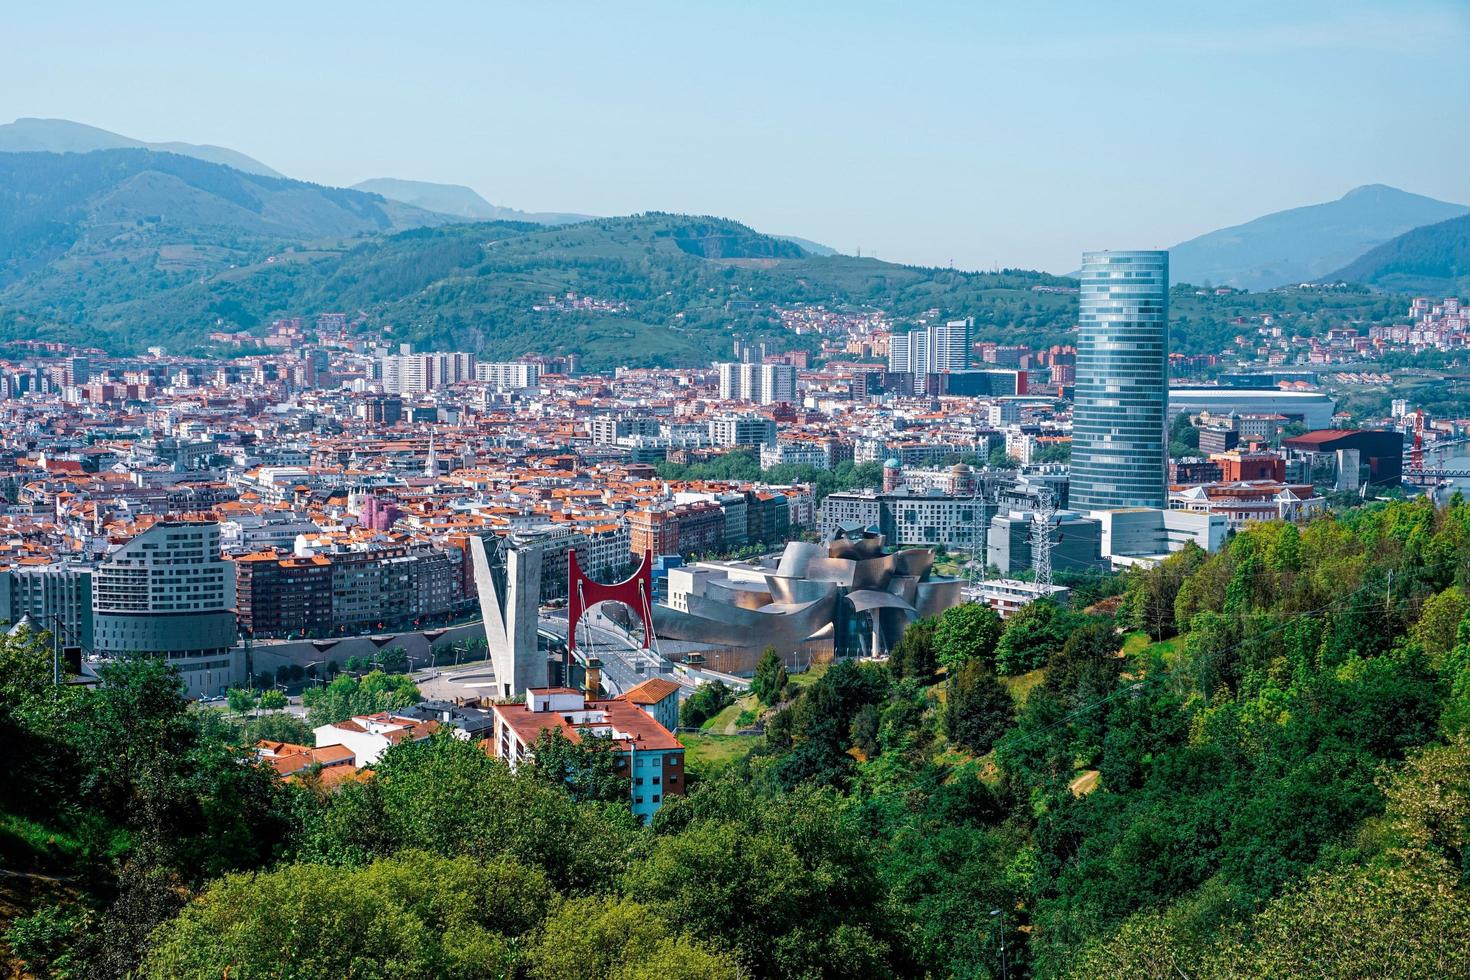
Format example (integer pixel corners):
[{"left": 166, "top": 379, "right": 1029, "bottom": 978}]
[
  {"left": 1168, "top": 185, "right": 1470, "bottom": 290},
  {"left": 0, "top": 116, "right": 283, "bottom": 178},
  {"left": 351, "top": 177, "right": 590, "bottom": 226},
  {"left": 1342, "top": 183, "right": 1398, "bottom": 196}
]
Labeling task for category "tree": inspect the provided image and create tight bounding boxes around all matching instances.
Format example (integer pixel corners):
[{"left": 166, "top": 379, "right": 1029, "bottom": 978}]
[
  {"left": 301, "top": 670, "right": 420, "bottom": 727},
  {"left": 945, "top": 661, "right": 1015, "bottom": 754},
  {"left": 225, "top": 687, "right": 258, "bottom": 715},
  {"left": 994, "top": 599, "right": 1068, "bottom": 674},
  {"left": 626, "top": 781, "right": 897, "bottom": 979},
  {"left": 750, "top": 647, "right": 788, "bottom": 704},
  {"left": 527, "top": 728, "right": 629, "bottom": 804},
  {"left": 1411, "top": 586, "right": 1467, "bottom": 662},
  {"left": 141, "top": 851, "right": 553, "bottom": 980},
  {"left": 526, "top": 896, "right": 738, "bottom": 980},
  {"left": 679, "top": 680, "right": 733, "bottom": 728},
  {"left": 889, "top": 617, "right": 938, "bottom": 681},
  {"left": 258, "top": 689, "right": 288, "bottom": 711},
  {"left": 295, "top": 734, "right": 636, "bottom": 894},
  {"left": 934, "top": 603, "right": 1004, "bottom": 673}
]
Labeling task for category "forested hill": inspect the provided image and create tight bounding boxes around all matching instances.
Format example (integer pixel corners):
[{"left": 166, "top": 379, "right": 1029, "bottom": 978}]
[
  {"left": 0, "top": 147, "right": 1409, "bottom": 366},
  {"left": 1333, "top": 212, "right": 1470, "bottom": 295},
  {"left": 0, "top": 199, "right": 1081, "bottom": 365}
]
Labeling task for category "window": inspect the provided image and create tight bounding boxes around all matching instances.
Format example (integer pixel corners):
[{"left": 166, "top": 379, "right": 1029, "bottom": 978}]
[
  {"left": 635, "top": 777, "right": 644, "bottom": 786},
  {"left": 651, "top": 795, "right": 661, "bottom": 804},
  {"left": 635, "top": 796, "right": 644, "bottom": 805}
]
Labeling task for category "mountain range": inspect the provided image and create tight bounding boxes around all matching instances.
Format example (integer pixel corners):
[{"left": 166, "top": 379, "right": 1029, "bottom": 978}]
[
  {"left": 0, "top": 116, "right": 284, "bottom": 178},
  {"left": 1167, "top": 184, "right": 1470, "bottom": 291},
  {"left": 349, "top": 177, "right": 590, "bottom": 225},
  {"left": 0, "top": 117, "right": 1462, "bottom": 366}
]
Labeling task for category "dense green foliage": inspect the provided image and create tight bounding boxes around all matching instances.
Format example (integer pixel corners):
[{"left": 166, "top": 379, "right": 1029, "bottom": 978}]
[
  {"left": 300, "top": 669, "right": 420, "bottom": 727},
  {"left": 7, "top": 498, "right": 1470, "bottom": 977}
]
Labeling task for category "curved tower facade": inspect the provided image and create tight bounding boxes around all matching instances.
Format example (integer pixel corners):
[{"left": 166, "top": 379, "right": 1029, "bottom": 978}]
[{"left": 1070, "top": 250, "right": 1169, "bottom": 510}]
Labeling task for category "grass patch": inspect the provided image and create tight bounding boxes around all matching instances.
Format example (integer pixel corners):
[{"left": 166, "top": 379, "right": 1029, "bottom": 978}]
[
  {"left": 681, "top": 733, "right": 757, "bottom": 775},
  {"left": 1121, "top": 632, "right": 1185, "bottom": 670},
  {"left": 702, "top": 694, "right": 757, "bottom": 735},
  {"left": 0, "top": 811, "right": 86, "bottom": 872},
  {"left": 787, "top": 661, "right": 829, "bottom": 689},
  {"left": 1000, "top": 669, "right": 1046, "bottom": 705}
]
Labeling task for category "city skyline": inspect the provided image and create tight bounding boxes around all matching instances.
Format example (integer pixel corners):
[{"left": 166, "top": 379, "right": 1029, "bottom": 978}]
[{"left": 4, "top": 1, "right": 1467, "bottom": 272}]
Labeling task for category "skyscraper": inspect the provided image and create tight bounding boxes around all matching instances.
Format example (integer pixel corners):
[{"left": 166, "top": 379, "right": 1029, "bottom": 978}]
[{"left": 1070, "top": 250, "right": 1169, "bottom": 510}]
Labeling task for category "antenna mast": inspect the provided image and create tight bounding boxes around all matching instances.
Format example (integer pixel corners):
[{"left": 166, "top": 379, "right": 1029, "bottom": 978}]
[{"left": 1031, "top": 485, "right": 1055, "bottom": 590}]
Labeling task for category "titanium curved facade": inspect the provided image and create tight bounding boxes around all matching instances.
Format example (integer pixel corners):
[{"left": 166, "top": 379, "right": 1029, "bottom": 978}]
[{"left": 1071, "top": 250, "right": 1169, "bottom": 510}]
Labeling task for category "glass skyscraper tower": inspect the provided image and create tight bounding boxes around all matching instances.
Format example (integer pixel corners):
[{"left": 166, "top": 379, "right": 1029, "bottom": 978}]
[{"left": 1069, "top": 250, "right": 1169, "bottom": 511}]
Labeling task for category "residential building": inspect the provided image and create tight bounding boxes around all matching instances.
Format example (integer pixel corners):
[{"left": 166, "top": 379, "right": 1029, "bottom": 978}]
[
  {"left": 0, "top": 563, "right": 93, "bottom": 648},
  {"left": 708, "top": 415, "right": 776, "bottom": 447},
  {"left": 487, "top": 688, "right": 685, "bottom": 823},
  {"left": 314, "top": 711, "right": 439, "bottom": 768},
  {"left": 475, "top": 361, "right": 541, "bottom": 391},
  {"left": 966, "top": 581, "right": 1071, "bottom": 618}
]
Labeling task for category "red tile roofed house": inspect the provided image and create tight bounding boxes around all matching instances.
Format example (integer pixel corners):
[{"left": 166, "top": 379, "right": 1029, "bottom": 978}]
[
  {"left": 487, "top": 688, "right": 685, "bottom": 823},
  {"left": 313, "top": 712, "right": 440, "bottom": 767},
  {"left": 621, "top": 676, "right": 681, "bottom": 732},
  {"left": 254, "top": 740, "right": 358, "bottom": 784}
]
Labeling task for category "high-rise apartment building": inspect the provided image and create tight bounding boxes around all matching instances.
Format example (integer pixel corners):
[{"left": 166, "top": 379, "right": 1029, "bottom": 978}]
[
  {"left": 475, "top": 362, "right": 541, "bottom": 391},
  {"left": 379, "top": 351, "right": 477, "bottom": 394},
  {"left": 1070, "top": 250, "right": 1169, "bottom": 510},
  {"left": 715, "top": 362, "right": 796, "bottom": 404},
  {"left": 888, "top": 318, "right": 971, "bottom": 376}
]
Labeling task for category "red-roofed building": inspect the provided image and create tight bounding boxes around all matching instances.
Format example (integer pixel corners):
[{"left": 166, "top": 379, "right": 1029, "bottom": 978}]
[
  {"left": 313, "top": 712, "right": 440, "bottom": 767},
  {"left": 487, "top": 688, "right": 685, "bottom": 822}
]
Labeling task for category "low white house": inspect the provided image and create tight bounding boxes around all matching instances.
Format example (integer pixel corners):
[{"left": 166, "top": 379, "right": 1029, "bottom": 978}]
[{"left": 314, "top": 711, "right": 438, "bottom": 768}]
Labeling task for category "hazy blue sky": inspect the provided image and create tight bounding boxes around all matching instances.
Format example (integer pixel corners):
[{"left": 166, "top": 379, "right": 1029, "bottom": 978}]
[{"left": 5, "top": 1, "right": 1468, "bottom": 272}]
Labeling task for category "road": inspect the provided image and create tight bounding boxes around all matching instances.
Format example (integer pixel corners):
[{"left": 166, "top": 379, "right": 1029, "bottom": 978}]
[{"left": 539, "top": 607, "right": 677, "bottom": 697}]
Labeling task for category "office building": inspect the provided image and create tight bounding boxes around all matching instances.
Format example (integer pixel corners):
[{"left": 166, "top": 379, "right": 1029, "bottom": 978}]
[{"left": 1070, "top": 250, "right": 1169, "bottom": 510}]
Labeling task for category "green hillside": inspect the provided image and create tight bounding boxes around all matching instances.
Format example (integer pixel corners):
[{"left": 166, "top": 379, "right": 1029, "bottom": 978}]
[
  {"left": 1333, "top": 212, "right": 1470, "bottom": 295},
  {"left": 0, "top": 150, "right": 1411, "bottom": 366}
]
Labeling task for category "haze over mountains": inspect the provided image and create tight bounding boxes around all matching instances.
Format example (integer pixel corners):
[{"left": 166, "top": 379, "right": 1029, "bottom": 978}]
[
  {"left": 349, "top": 177, "right": 590, "bottom": 226},
  {"left": 1167, "top": 184, "right": 1470, "bottom": 291},
  {"left": 0, "top": 117, "right": 1464, "bottom": 364},
  {"left": 0, "top": 116, "right": 284, "bottom": 178}
]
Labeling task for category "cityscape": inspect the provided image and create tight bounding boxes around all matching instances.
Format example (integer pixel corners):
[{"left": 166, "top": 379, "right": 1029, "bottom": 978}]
[{"left": 3, "top": 4, "right": 1470, "bottom": 979}]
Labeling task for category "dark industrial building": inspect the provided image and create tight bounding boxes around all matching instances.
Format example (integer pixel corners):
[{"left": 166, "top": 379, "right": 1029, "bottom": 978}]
[{"left": 1282, "top": 429, "right": 1403, "bottom": 487}]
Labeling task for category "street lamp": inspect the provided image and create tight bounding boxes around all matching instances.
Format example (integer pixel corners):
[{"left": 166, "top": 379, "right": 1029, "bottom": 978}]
[{"left": 989, "top": 909, "right": 1008, "bottom": 980}]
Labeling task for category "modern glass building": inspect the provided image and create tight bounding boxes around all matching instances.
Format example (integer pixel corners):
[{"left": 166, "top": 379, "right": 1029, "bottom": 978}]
[{"left": 1070, "top": 250, "right": 1169, "bottom": 510}]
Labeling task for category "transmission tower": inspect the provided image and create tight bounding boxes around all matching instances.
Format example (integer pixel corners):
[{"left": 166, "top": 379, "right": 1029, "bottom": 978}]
[{"left": 1030, "top": 485, "right": 1056, "bottom": 590}]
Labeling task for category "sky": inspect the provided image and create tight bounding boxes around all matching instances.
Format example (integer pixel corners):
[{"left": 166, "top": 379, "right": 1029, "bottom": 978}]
[{"left": 5, "top": 1, "right": 1468, "bottom": 273}]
